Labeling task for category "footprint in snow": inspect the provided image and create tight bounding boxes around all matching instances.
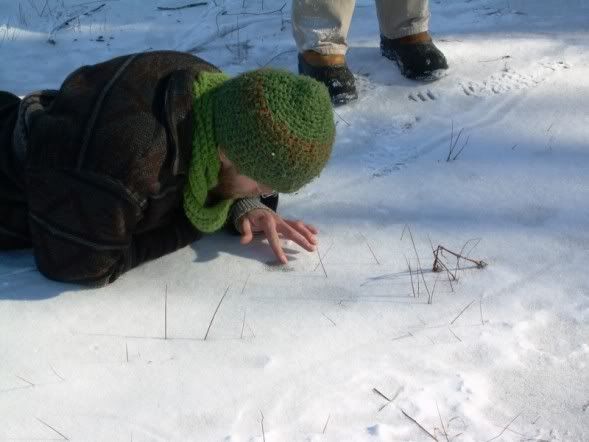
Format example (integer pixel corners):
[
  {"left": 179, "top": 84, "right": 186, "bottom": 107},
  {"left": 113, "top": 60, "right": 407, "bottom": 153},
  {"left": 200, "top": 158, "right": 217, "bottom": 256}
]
[{"left": 460, "top": 61, "right": 570, "bottom": 97}]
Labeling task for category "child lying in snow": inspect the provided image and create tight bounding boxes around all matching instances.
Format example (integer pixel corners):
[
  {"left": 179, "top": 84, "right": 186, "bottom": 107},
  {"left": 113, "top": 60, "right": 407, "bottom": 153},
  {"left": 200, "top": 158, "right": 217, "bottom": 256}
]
[{"left": 0, "top": 51, "right": 335, "bottom": 286}]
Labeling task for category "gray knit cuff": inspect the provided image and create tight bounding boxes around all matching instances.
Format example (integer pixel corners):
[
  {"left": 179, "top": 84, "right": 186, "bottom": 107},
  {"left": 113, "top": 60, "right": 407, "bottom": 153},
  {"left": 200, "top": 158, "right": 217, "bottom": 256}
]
[{"left": 229, "top": 197, "right": 274, "bottom": 233}]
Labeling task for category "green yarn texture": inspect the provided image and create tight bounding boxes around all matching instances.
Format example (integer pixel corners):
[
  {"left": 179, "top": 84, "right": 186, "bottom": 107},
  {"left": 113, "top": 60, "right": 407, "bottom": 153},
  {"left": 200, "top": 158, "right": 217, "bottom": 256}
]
[
  {"left": 183, "top": 68, "right": 335, "bottom": 233},
  {"left": 183, "top": 71, "right": 233, "bottom": 233},
  {"left": 214, "top": 69, "right": 335, "bottom": 193}
]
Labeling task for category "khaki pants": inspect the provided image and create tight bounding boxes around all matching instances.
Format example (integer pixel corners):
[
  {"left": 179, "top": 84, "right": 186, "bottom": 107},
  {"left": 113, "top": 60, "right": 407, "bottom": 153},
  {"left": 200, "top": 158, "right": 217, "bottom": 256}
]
[{"left": 292, "top": 0, "right": 430, "bottom": 55}]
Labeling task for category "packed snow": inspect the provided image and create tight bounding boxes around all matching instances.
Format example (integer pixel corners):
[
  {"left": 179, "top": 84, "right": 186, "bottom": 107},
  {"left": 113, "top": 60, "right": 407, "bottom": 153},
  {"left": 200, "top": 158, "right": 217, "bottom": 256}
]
[{"left": 1, "top": 0, "right": 588, "bottom": 440}]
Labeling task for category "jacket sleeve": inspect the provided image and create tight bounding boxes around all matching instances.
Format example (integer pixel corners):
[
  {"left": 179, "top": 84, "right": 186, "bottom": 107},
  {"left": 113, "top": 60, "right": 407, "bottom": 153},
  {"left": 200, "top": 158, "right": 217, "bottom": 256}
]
[
  {"left": 26, "top": 169, "right": 200, "bottom": 286},
  {"left": 127, "top": 210, "right": 201, "bottom": 270}
]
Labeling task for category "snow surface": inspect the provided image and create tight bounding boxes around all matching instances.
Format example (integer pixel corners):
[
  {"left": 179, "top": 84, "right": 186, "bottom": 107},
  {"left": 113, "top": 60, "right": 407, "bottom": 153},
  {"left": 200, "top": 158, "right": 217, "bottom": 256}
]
[{"left": 1, "top": 0, "right": 589, "bottom": 440}]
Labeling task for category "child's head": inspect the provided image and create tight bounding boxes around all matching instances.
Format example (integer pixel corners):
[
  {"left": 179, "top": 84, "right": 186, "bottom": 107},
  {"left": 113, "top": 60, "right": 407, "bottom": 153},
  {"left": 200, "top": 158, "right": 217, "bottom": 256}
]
[
  {"left": 183, "top": 68, "right": 335, "bottom": 233},
  {"left": 212, "top": 68, "right": 335, "bottom": 194}
]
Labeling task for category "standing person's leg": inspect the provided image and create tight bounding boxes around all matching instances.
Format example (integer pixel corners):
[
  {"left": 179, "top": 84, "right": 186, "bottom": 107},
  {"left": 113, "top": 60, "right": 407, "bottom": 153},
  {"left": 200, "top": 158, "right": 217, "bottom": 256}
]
[
  {"left": 375, "top": 0, "right": 448, "bottom": 81},
  {"left": 292, "top": 0, "right": 358, "bottom": 105}
]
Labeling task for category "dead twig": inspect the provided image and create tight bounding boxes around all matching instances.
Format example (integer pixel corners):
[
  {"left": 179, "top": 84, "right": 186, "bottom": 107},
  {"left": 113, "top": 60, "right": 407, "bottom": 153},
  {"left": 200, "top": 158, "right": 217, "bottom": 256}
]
[
  {"left": 429, "top": 237, "right": 454, "bottom": 292},
  {"left": 433, "top": 245, "right": 487, "bottom": 273},
  {"left": 157, "top": 2, "right": 207, "bottom": 10}
]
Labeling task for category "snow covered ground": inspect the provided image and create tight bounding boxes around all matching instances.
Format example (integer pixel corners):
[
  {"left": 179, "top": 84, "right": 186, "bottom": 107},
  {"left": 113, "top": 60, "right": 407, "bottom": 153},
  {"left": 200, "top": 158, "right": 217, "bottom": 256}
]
[{"left": 1, "top": 0, "right": 588, "bottom": 440}]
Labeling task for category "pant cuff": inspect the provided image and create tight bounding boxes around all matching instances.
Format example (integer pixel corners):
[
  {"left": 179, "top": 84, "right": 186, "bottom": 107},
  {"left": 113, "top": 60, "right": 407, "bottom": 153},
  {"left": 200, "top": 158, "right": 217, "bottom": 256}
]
[
  {"left": 381, "top": 24, "right": 430, "bottom": 40},
  {"left": 299, "top": 44, "right": 348, "bottom": 56}
]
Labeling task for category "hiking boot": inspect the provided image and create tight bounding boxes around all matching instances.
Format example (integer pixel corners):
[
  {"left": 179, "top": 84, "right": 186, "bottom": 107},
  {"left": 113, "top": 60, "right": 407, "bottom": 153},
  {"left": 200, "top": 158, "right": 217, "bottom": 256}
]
[
  {"left": 298, "top": 51, "right": 358, "bottom": 106},
  {"left": 380, "top": 32, "right": 448, "bottom": 81}
]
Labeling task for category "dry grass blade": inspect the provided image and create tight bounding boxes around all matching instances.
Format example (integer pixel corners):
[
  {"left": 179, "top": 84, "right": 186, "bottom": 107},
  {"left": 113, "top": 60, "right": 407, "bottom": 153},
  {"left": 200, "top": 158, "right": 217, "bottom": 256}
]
[
  {"left": 16, "top": 375, "right": 35, "bottom": 387},
  {"left": 405, "top": 255, "right": 417, "bottom": 298},
  {"left": 486, "top": 413, "right": 521, "bottom": 441},
  {"left": 436, "top": 402, "right": 450, "bottom": 442},
  {"left": 261, "top": 48, "right": 296, "bottom": 67},
  {"left": 222, "top": 2, "right": 286, "bottom": 16},
  {"left": 402, "top": 225, "right": 431, "bottom": 301},
  {"left": 316, "top": 247, "right": 328, "bottom": 278},
  {"left": 450, "top": 300, "right": 475, "bottom": 325},
  {"left": 446, "top": 120, "right": 471, "bottom": 161},
  {"left": 204, "top": 286, "right": 230, "bottom": 340},
  {"left": 322, "top": 414, "right": 331, "bottom": 434},
  {"left": 454, "top": 238, "right": 482, "bottom": 279},
  {"left": 378, "top": 386, "right": 403, "bottom": 412},
  {"left": 157, "top": 2, "right": 207, "bottom": 10},
  {"left": 401, "top": 409, "right": 438, "bottom": 441},
  {"left": 260, "top": 410, "right": 266, "bottom": 442},
  {"left": 36, "top": 417, "right": 69, "bottom": 440},
  {"left": 50, "top": 3, "right": 105, "bottom": 35},
  {"left": 372, "top": 388, "right": 392, "bottom": 402},
  {"left": 164, "top": 284, "right": 168, "bottom": 339}
]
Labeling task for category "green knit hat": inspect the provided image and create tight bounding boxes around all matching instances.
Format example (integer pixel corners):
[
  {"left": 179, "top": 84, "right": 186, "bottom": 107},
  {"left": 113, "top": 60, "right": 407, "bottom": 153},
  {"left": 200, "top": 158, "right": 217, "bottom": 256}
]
[
  {"left": 214, "top": 68, "right": 335, "bottom": 193},
  {"left": 183, "top": 69, "right": 335, "bottom": 233}
]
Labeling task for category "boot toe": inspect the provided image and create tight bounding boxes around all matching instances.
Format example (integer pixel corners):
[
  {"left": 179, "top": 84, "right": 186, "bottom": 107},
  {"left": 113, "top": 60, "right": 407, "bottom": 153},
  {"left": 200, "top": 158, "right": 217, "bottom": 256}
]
[
  {"left": 381, "top": 35, "right": 449, "bottom": 81},
  {"left": 298, "top": 54, "right": 358, "bottom": 106}
]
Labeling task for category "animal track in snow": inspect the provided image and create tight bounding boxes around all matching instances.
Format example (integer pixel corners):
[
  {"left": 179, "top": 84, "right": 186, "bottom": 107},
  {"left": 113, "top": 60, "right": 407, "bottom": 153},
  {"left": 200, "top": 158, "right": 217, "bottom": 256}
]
[
  {"left": 408, "top": 89, "right": 437, "bottom": 102},
  {"left": 460, "top": 61, "right": 570, "bottom": 97}
]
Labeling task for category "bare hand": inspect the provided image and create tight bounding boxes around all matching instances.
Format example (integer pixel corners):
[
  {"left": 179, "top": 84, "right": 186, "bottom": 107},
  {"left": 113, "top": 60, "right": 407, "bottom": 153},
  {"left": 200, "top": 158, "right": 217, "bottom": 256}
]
[{"left": 239, "top": 209, "right": 318, "bottom": 264}]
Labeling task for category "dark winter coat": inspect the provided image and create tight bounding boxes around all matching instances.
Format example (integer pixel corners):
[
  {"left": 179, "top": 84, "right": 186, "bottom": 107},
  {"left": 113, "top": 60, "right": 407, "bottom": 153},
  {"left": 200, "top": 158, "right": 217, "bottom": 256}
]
[{"left": 0, "top": 51, "right": 277, "bottom": 286}]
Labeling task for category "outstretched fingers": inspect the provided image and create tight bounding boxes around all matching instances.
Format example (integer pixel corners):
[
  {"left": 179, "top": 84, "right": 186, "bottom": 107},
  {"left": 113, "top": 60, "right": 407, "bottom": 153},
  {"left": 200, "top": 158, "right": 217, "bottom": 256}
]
[
  {"left": 278, "top": 221, "right": 316, "bottom": 252},
  {"left": 284, "top": 220, "right": 318, "bottom": 245},
  {"left": 261, "top": 217, "right": 288, "bottom": 264}
]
